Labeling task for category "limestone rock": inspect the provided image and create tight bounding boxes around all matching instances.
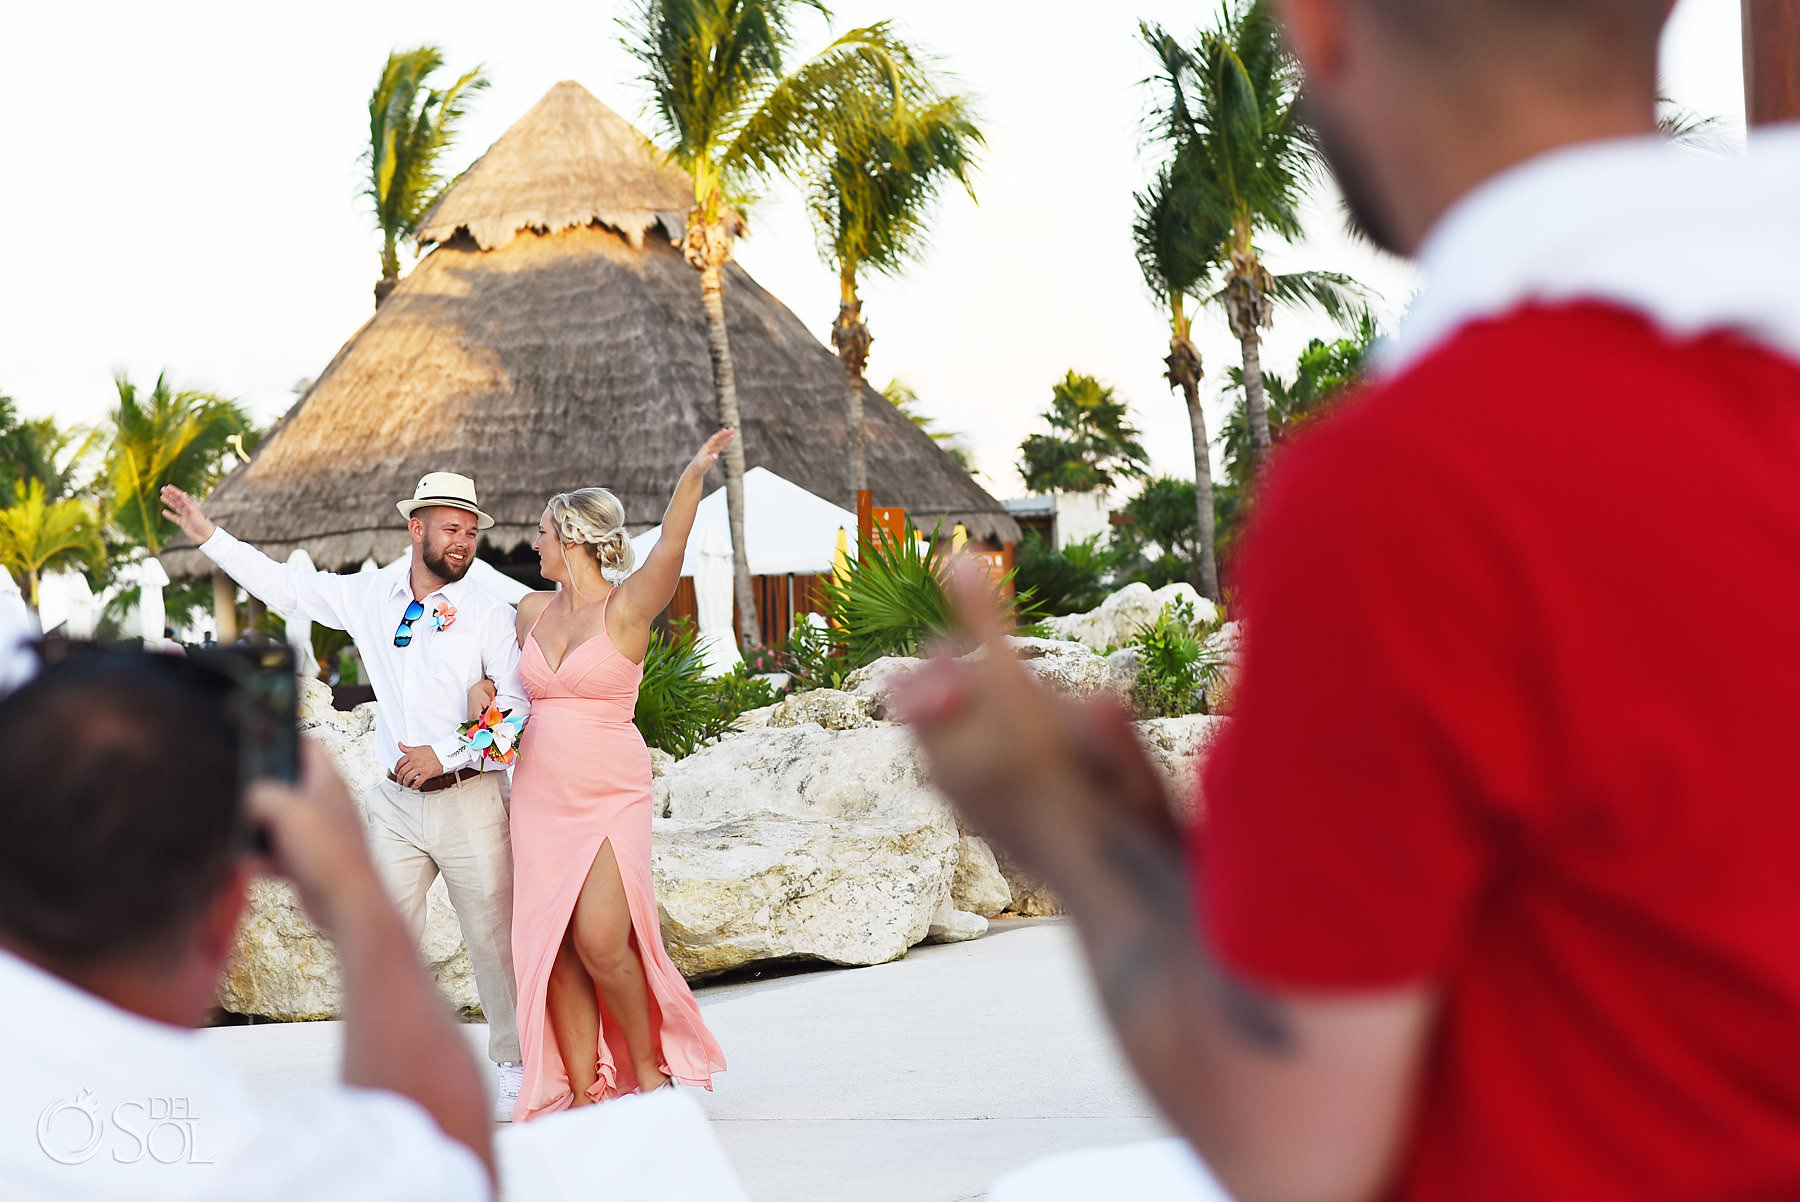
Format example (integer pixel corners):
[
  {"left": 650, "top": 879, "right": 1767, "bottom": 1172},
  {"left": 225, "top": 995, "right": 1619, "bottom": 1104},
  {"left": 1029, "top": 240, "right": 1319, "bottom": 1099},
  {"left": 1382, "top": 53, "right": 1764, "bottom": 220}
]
[
  {"left": 1106, "top": 646, "right": 1142, "bottom": 695},
  {"left": 1134, "top": 715, "right": 1229, "bottom": 821},
  {"left": 767, "top": 688, "right": 880, "bottom": 731},
  {"left": 660, "top": 725, "right": 951, "bottom": 831},
  {"left": 951, "top": 835, "right": 1012, "bottom": 918},
  {"left": 1203, "top": 622, "right": 1244, "bottom": 714},
  {"left": 219, "top": 875, "right": 479, "bottom": 1020},
  {"left": 296, "top": 674, "right": 337, "bottom": 729},
  {"left": 733, "top": 703, "right": 778, "bottom": 731},
  {"left": 1045, "top": 583, "right": 1219, "bottom": 652},
  {"left": 348, "top": 700, "right": 380, "bottom": 735},
  {"left": 841, "top": 657, "right": 921, "bottom": 719},
  {"left": 653, "top": 814, "right": 958, "bottom": 978},
  {"left": 926, "top": 901, "right": 988, "bottom": 944},
  {"left": 1003, "top": 637, "right": 1117, "bottom": 700},
  {"left": 310, "top": 725, "right": 385, "bottom": 818},
  {"left": 994, "top": 846, "right": 1061, "bottom": 918}
]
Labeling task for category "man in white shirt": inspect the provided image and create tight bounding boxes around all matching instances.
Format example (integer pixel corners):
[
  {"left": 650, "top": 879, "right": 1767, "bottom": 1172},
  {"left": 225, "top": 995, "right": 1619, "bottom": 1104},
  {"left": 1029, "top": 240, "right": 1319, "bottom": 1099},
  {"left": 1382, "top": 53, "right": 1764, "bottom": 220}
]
[
  {"left": 0, "top": 650, "right": 494, "bottom": 1201},
  {"left": 161, "top": 474, "right": 529, "bottom": 1119}
]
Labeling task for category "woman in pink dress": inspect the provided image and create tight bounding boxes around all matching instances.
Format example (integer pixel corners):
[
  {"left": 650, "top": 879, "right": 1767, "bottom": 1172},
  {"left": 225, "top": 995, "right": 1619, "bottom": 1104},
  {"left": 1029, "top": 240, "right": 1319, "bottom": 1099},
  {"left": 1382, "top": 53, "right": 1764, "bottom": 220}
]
[{"left": 504, "top": 430, "right": 731, "bottom": 1118}]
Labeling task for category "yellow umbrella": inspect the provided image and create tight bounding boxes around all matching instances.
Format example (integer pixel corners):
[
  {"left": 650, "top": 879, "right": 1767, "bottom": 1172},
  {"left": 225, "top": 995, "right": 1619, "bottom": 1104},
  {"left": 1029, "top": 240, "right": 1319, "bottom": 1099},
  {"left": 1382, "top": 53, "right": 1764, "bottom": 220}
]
[
  {"left": 951, "top": 523, "right": 969, "bottom": 554},
  {"left": 833, "top": 526, "right": 852, "bottom": 581}
]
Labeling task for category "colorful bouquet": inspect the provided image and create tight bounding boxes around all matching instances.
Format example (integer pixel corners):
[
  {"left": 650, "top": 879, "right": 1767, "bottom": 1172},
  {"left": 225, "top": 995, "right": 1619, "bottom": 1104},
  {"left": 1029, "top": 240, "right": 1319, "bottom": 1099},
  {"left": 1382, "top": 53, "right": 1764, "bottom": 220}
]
[{"left": 458, "top": 703, "right": 525, "bottom": 766}]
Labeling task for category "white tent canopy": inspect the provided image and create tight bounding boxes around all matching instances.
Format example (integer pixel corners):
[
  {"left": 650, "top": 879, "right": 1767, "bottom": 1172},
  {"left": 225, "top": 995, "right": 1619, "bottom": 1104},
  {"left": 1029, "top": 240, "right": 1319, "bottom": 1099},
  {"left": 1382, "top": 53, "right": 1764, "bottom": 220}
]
[{"left": 629, "top": 467, "right": 858, "bottom": 579}]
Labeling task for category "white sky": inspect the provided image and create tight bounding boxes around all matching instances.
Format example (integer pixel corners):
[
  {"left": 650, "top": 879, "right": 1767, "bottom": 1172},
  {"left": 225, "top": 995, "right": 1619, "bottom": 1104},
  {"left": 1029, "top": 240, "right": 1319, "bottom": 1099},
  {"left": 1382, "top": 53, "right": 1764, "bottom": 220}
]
[{"left": 0, "top": 0, "right": 1745, "bottom": 495}]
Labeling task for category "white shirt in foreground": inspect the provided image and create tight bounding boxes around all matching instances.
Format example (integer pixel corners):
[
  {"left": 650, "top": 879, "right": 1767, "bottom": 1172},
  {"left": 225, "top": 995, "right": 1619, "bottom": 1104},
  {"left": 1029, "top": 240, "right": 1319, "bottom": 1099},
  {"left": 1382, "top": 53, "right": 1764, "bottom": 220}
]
[
  {"left": 198, "top": 528, "right": 529, "bottom": 776},
  {"left": 0, "top": 949, "right": 488, "bottom": 1202},
  {"left": 1378, "top": 127, "right": 1800, "bottom": 376}
]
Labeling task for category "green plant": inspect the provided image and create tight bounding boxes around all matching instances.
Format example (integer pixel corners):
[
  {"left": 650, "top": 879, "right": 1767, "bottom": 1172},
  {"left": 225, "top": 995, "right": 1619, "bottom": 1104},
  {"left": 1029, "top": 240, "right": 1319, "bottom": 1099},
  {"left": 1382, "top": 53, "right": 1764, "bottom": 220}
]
[
  {"left": 781, "top": 616, "right": 852, "bottom": 691},
  {"left": 105, "top": 371, "right": 256, "bottom": 555},
  {"left": 1129, "top": 597, "right": 1225, "bottom": 719},
  {"left": 366, "top": 47, "right": 488, "bottom": 305},
  {"left": 635, "top": 620, "right": 719, "bottom": 757},
  {"left": 1013, "top": 531, "right": 1124, "bottom": 617},
  {"left": 806, "top": 48, "right": 981, "bottom": 507},
  {"left": 0, "top": 479, "right": 107, "bottom": 613},
  {"left": 1141, "top": 5, "right": 1366, "bottom": 475},
  {"left": 627, "top": 0, "right": 923, "bottom": 644},
  {"left": 708, "top": 665, "right": 779, "bottom": 728},
  {"left": 818, "top": 523, "right": 958, "bottom": 667},
  {"left": 1112, "top": 477, "right": 1210, "bottom": 590},
  {"left": 1018, "top": 371, "right": 1150, "bottom": 494},
  {"left": 637, "top": 623, "right": 785, "bottom": 756}
]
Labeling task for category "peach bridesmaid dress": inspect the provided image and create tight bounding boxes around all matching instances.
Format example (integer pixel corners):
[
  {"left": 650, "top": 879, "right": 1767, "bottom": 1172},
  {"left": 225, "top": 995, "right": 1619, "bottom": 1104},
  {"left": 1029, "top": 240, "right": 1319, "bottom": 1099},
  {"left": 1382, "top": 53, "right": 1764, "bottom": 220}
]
[{"left": 509, "top": 596, "right": 725, "bottom": 1119}]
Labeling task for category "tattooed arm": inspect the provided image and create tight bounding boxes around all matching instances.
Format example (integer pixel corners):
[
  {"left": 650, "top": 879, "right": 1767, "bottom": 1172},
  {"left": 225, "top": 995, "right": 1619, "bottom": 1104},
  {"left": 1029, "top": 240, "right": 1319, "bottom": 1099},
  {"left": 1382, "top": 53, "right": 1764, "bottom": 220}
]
[{"left": 900, "top": 567, "right": 1435, "bottom": 1202}]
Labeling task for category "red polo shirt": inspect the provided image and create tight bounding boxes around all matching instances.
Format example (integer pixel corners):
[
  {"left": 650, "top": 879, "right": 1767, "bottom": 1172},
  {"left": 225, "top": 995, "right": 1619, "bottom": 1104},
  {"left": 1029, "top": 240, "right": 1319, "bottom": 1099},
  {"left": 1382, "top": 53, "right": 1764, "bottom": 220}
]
[{"left": 1197, "top": 301, "right": 1800, "bottom": 1201}]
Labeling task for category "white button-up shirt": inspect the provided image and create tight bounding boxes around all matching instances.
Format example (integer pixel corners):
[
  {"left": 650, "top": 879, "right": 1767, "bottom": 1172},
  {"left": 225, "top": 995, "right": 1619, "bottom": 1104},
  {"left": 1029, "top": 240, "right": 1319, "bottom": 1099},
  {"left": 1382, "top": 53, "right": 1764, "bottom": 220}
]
[
  {"left": 198, "top": 528, "right": 529, "bottom": 776},
  {"left": 0, "top": 949, "right": 488, "bottom": 1202},
  {"left": 1376, "top": 129, "right": 1800, "bottom": 378}
]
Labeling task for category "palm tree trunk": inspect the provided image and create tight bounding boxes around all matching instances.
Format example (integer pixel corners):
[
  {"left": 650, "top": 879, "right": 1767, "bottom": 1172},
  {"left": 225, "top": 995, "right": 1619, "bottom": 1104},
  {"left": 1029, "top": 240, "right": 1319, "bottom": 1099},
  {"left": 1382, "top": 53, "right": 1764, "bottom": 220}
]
[
  {"left": 26, "top": 568, "right": 39, "bottom": 615},
  {"left": 696, "top": 255, "right": 762, "bottom": 648},
  {"left": 1182, "top": 382, "right": 1221, "bottom": 601},
  {"left": 1165, "top": 323, "right": 1219, "bottom": 601},
  {"left": 831, "top": 286, "right": 873, "bottom": 510},
  {"left": 376, "top": 235, "right": 401, "bottom": 308},
  {"left": 1240, "top": 325, "right": 1271, "bottom": 462},
  {"left": 1226, "top": 238, "right": 1275, "bottom": 471}
]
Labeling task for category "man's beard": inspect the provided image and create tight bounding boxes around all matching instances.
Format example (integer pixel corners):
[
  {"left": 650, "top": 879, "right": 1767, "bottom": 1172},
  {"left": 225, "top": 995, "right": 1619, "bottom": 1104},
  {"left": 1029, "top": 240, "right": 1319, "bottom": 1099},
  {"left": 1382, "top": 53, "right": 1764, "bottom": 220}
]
[
  {"left": 423, "top": 539, "right": 474, "bottom": 582},
  {"left": 1305, "top": 93, "right": 1405, "bottom": 257}
]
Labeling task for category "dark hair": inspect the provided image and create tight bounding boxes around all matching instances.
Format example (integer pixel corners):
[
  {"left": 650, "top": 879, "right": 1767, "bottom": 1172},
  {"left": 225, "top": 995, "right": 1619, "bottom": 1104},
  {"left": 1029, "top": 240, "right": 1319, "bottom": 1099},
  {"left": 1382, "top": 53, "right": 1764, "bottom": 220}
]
[{"left": 0, "top": 651, "right": 245, "bottom": 966}]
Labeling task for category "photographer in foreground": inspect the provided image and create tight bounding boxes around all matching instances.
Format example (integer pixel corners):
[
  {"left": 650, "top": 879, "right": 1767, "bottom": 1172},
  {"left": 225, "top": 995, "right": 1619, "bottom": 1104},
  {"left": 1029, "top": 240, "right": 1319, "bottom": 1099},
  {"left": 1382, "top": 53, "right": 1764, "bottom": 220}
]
[{"left": 0, "top": 649, "right": 494, "bottom": 1201}]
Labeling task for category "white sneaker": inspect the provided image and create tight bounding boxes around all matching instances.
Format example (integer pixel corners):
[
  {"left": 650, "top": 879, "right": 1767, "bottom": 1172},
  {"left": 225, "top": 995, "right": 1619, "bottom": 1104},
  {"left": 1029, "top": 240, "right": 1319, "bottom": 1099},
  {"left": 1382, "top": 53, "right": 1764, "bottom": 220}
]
[{"left": 493, "top": 1061, "right": 523, "bottom": 1123}]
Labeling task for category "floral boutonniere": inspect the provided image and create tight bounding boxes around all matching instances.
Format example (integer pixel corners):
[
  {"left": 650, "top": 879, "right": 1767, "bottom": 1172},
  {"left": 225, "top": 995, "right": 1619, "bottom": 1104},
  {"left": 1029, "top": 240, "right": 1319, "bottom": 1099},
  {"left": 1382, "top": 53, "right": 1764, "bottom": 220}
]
[
  {"left": 432, "top": 601, "right": 457, "bottom": 632},
  {"left": 458, "top": 703, "right": 525, "bottom": 766}
]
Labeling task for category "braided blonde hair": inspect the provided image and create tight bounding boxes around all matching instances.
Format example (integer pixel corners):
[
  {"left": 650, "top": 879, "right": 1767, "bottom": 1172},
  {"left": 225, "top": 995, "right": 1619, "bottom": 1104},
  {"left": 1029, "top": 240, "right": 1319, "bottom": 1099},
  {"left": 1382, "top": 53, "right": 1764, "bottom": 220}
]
[{"left": 546, "top": 488, "right": 635, "bottom": 577}]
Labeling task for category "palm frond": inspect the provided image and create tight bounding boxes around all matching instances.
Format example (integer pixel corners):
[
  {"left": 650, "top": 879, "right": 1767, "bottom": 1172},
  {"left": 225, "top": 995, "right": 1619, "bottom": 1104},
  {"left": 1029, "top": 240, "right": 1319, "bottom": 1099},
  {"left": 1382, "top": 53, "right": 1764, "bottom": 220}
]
[
  {"left": 803, "top": 37, "right": 983, "bottom": 285},
  {"left": 1263, "top": 269, "right": 1370, "bottom": 327},
  {"left": 625, "top": 0, "right": 831, "bottom": 207}
]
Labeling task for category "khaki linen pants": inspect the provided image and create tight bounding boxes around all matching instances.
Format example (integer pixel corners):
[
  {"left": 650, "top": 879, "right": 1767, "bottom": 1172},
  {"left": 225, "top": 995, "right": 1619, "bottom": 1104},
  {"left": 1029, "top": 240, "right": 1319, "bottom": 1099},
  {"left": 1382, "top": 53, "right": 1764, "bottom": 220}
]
[{"left": 365, "top": 771, "right": 520, "bottom": 1064}]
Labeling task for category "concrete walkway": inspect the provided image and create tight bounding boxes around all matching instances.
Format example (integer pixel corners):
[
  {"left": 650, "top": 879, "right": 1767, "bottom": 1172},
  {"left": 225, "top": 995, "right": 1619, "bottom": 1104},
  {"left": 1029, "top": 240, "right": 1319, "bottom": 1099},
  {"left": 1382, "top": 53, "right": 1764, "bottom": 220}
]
[{"left": 205, "top": 918, "right": 1170, "bottom": 1201}]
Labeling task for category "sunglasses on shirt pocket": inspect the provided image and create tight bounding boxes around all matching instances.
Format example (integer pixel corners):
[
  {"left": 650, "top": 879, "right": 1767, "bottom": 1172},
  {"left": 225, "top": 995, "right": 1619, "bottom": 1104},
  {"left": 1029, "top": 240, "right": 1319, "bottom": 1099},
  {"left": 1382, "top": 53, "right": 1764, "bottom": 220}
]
[{"left": 394, "top": 599, "right": 426, "bottom": 647}]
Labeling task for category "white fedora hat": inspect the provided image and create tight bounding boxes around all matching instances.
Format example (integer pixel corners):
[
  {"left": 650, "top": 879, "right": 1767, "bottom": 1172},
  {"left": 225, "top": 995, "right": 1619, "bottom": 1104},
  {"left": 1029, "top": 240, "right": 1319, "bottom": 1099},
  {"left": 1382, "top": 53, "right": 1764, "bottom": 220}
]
[{"left": 397, "top": 472, "right": 495, "bottom": 529}]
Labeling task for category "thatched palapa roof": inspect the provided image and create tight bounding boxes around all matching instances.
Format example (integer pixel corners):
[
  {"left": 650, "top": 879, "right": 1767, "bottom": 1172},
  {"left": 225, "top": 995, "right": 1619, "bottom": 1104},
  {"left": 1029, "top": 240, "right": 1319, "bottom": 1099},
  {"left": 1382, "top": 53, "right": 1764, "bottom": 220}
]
[{"left": 162, "top": 81, "right": 1015, "bottom": 577}]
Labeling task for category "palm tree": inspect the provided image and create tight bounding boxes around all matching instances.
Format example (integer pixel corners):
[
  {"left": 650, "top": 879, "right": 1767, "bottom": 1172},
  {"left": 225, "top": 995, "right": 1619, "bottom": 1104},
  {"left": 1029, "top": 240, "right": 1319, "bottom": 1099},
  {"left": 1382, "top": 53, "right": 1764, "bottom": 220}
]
[
  {"left": 1141, "top": 7, "right": 1363, "bottom": 474},
  {"left": 365, "top": 47, "right": 488, "bottom": 307},
  {"left": 1133, "top": 149, "right": 1228, "bottom": 599},
  {"left": 803, "top": 49, "right": 981, "bottom": 508},
  {"left": 105, "top": 372, "right": 255, "bottom": 556},
  {"left": 0, "top": 397, "right": 102, "bottom": 502},
  {"left": 1018, "top": 371, "right": 1150, "bottom": 494},
  {"left": 625, "top": 0, "right": 915, "bottom": 647},
  {"left": 0, "top": 479, "right": 106, "bottom": 613}
]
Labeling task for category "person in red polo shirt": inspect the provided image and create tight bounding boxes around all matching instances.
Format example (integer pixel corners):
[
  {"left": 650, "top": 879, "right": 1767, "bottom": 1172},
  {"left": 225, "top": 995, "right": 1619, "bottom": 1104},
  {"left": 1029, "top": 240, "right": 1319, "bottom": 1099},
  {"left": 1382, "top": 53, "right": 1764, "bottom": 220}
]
[{"left": 900, "top": 2, "right": 1800, "bottom": 1200}]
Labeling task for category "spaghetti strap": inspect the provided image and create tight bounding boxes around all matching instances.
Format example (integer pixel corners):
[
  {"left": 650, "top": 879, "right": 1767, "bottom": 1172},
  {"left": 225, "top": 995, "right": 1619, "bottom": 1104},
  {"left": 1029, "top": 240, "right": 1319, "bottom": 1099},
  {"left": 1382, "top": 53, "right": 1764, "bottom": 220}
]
[{"left": 525, "top": 595, "right": 553, "bottom": 642}]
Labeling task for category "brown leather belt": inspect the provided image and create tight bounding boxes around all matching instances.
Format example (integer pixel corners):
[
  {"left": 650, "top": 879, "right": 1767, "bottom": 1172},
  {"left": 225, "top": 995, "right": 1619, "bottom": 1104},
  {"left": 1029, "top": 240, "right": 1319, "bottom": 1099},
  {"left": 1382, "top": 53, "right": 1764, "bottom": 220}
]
[{"left": 387, "top": 766, "right": 482, "bottom": 793}]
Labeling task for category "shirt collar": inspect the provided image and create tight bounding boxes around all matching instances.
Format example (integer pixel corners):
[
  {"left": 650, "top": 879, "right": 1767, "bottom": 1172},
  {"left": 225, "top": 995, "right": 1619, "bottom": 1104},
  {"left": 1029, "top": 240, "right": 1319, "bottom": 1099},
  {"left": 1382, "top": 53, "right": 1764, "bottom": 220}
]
[{"left": 1376, "top": 127, "right": 1800, "bottom": 376}]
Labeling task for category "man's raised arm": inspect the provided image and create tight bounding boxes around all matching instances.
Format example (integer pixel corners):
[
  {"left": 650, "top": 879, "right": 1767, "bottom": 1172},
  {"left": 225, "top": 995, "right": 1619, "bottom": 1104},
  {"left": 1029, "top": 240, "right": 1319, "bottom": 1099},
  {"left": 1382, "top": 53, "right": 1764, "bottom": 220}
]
[{"left": 162, "top": 485, "right": 360, "bottom": 631}]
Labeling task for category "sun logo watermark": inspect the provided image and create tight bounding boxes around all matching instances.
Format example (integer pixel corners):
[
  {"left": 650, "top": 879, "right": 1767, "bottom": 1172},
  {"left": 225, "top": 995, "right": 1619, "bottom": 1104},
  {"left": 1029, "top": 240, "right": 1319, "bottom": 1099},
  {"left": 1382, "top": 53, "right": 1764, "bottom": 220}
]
[{"left": 35, "top": 1089, "right": 212, "bottom": 1165}]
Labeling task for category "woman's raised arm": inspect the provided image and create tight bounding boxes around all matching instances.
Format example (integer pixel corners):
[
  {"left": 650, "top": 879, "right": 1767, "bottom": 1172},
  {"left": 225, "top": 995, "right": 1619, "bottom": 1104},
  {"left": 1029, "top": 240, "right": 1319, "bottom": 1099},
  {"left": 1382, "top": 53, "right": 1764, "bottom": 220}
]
[{"left": 616, "top": 429, "right": 735, "bottom": 628}]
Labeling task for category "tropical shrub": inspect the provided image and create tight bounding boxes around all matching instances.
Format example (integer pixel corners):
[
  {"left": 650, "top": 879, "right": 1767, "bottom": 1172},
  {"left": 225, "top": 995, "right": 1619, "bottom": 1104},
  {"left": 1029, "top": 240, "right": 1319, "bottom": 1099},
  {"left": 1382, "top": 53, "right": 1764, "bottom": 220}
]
[
  {"left": 635, "top": 621, "right": 777, "bottom": 757},
  {"left": 1018, "top": 371, "right": 1151, "bottom": 494},
  {"left": 1013, "top": 531, "right": 1126, "bottom": 617},
  {"left": 1129, "top": 597, "right": 1225, "bottom": 719},
  {"left": 781, "top": 616, "right": 852, "bottom": 692},
  {"left": 817, "top": 525, "right": 956, "bottom": 667},
  {"left": 708, "top": 665, "right": 779, "bottom": 729}
]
